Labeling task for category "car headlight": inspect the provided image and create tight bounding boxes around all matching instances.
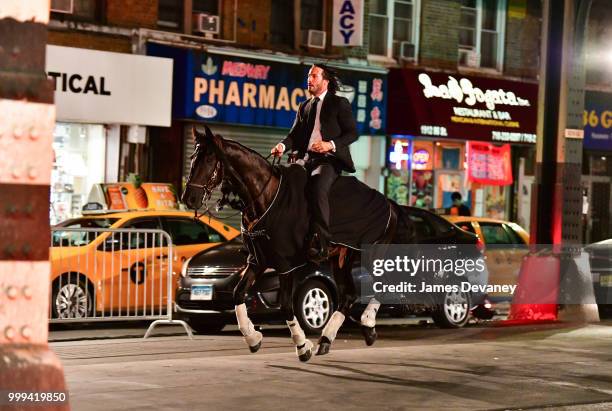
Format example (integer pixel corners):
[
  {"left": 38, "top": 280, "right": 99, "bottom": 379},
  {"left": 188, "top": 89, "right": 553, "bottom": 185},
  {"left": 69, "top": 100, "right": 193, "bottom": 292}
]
[{"left": 181, "top": 256, "right": 192, "bottom": 278}]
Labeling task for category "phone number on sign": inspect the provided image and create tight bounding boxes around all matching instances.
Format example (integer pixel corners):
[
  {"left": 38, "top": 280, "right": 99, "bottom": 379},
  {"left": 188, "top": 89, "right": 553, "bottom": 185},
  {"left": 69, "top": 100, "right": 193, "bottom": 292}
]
[{"left": 4, "top": 392, "right": 68, "bottom": 404}]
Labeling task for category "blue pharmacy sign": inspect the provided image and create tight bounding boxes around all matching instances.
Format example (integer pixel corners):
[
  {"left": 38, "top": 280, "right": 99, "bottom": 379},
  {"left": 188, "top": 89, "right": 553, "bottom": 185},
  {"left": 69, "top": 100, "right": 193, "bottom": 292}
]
[{"left": 147, "top": 43, "right": 386, "bottom": 135}]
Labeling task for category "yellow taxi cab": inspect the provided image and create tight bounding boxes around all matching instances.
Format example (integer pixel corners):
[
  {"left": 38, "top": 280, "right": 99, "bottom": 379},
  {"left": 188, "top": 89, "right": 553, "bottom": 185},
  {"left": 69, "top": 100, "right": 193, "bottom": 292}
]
[
  {"left": 50, "top": 210, "right": 240, "bottom": 319},
  {"left": 443, "top": 216, "right": 530, "bottom": 300}
]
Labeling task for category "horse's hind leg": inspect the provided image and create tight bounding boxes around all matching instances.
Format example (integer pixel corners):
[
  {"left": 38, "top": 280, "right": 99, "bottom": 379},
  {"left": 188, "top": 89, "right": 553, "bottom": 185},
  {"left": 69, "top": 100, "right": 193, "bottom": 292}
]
[
  {"left": 360, "top": 298, "right": 380, "bottom": 346},
  {"left": 279, "top": 270, "right": 314, "bottom": 362},
  {"left": 359, "top": 203, "right": 399, "bottom": 346},
  {"left": 233, "top": 264, "right": 264, "bottom": 353},
  {"left": 317, "top": 249, "right": 358, "bottom": 356}
]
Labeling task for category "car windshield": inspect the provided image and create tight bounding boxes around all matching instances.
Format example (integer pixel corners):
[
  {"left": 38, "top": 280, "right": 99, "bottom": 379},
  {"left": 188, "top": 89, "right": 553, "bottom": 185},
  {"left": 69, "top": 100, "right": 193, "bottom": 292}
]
[{"left": 52, "top": 218, "right": 119, "bottom": 247}]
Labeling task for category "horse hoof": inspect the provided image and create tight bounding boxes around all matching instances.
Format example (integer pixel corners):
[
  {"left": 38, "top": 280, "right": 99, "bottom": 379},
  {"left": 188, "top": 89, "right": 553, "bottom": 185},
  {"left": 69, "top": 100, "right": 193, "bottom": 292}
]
[
  {"left": 361, "top": 326, "right": 377, "bottom": 346},
  {"left": 316, "top": 336, "right": 332, "bottom": 356},
  {"left": 249, "top": 341, "right": 262, "bottom": 353},
  {"left": 297, "top": 339, "right": 314, "bottom": 362},
  {"left": 246, "top": 331, "right": 263, "bottom": 353}
]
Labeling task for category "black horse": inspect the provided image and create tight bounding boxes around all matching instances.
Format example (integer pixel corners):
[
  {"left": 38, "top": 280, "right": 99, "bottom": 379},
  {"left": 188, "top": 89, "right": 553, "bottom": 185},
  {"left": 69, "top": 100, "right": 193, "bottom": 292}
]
[{"left": 182, "top": 125, "right": 414, "bottom": 361}]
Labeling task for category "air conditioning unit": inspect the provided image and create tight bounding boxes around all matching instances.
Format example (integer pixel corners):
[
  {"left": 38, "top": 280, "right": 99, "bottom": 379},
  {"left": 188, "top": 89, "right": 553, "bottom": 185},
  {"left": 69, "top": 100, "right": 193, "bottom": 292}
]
[
  {"left": 399, "top": 41, "right": 416, "bottom": 60},
  {"left": 194, "top": 13, "right": 220, "bottom": 36},
  {"left": 302, "top": 29, "right": 326, "bottom": 49},
  {"left": 459, "top": 49, "right": 480, "bottom": 68},
  {"left": 51, "top": 0, "right": 73, "bottom": 13}
]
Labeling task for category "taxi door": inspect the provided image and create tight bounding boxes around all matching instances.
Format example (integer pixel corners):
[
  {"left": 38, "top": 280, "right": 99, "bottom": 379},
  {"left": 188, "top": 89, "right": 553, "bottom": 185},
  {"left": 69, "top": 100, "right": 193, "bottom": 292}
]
[
  {"left": 99, "top": 217, "right": 170, "bottom": 314},
  {"left": 477, "top": 222, "right": 524, "bottom": 300}
]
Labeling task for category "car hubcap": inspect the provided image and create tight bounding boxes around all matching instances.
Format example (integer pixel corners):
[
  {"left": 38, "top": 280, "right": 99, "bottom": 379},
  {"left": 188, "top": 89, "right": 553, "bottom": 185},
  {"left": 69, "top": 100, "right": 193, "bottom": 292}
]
[
  {"left": 444, "top": 290, "right": 468, "bottom": 324},
  {"left": 302, "top": 287, "right": 330, "bottom": 329},
  {"left": 56, "top": 283, "right": 89, "bottom": 319}
]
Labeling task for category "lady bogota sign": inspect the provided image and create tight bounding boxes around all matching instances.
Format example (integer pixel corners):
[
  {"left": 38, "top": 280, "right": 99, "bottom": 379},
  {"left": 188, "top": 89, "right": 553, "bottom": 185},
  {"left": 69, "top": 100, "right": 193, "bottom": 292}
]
[
  {"left": 146, "top": 43, "right": 386, "bottom": 135},
  {"left": 388, "top": 68, "right": 538, "bottom": 144}
]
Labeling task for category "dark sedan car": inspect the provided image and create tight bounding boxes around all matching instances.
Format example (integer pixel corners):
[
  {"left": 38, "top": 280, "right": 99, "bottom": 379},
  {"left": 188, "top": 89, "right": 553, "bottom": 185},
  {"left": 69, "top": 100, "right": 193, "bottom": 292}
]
[
  {"left": 175, "top": 207, "right": 489, "bottom": 334},
  {"left": 585, "top": 239, "right": 612, "bottom": 318}
]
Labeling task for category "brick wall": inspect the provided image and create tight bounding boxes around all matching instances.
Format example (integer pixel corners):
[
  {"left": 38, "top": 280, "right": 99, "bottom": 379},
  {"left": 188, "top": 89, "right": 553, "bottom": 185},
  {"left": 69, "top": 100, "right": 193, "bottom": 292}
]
[
  {"left": 504, "top": 0, "right": 542, "bottom": 79},
  {"left": 234, "top": 0, "right": 271, "bottom": 48},
  {"left": 106, "top": 0, "right": 158, "bottom": 29},
  {"left": 47, "top": 31, "right": 132, "bottom": 53},
  {"left": 419, "top": 0, "right": 460, "bottom": 70}
]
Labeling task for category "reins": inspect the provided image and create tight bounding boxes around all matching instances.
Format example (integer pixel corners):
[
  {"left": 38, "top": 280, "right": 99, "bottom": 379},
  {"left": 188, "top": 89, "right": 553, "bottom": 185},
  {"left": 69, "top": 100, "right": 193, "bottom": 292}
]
[{"left": 191, "top": 152, "right": 282, "bottom": 223}]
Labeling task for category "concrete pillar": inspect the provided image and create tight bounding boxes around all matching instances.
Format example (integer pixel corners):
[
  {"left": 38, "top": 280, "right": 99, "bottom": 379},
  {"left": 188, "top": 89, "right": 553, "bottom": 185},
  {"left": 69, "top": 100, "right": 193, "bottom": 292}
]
[{"left": 0, "top": 1, "right": 69, "bottom": 408}]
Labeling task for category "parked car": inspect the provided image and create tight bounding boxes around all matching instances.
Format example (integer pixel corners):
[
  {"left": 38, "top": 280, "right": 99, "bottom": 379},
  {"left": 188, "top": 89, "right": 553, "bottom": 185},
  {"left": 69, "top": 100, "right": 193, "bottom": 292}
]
[
  {"left": 176, "top": 206, "right": 488, "bottom": 334},
  {"left": 584, "top": 239, "right": 612, "bottom": 318},
  {"left": 444, "top": 216, "right": 529, "bottom": 302},
  {"left": 50, "top": 210, "right": 240, "bottom": 319}
]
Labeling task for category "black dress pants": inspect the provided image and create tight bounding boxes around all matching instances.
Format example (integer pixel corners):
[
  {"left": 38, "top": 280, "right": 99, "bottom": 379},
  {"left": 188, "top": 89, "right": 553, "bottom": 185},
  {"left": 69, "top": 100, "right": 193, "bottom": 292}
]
[{"left": 305, "top": 154, "right": 340, "bottom": 241}]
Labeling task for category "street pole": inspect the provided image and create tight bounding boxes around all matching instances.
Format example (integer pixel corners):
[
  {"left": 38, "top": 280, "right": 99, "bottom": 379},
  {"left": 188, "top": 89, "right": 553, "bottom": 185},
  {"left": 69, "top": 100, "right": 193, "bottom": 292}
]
[
  {"left": 533, "top": 0, "right": 591, "bottom": 245},
  {"left": 0, "top": 1, "right": 69, "bottom": 408}
]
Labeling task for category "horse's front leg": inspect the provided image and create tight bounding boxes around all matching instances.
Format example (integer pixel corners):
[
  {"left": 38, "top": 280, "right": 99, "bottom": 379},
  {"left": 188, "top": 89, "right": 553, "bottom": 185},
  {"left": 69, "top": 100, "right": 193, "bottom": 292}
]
[
  {"left": 233, "top": 264, "right": 264, "bottom": 353},
  {"left": 317, "top": 249, "right": 357, "bottom": 356},
  {"left": 279, "top": 270, "right": 313, "bottom": 362}
]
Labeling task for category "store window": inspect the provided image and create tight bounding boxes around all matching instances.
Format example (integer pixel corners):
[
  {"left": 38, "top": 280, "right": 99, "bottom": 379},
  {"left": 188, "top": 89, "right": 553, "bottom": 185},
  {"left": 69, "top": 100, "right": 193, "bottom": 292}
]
[
  {"left": 51, "top": 123, "right": 106, "bottom": 225},
  {"left": 270, "top": 0, "right": 295, "bottom": 48},
  {"left": 458, "top": 0, "right": 506, "bottom": 70},
  {"left": 193, "top": 0, "right": 218, "bottom": 14},
  {"left": 158, "top": 0, "right": 184, "bottom": 30},
  {"left": 369, "top": 0, "right": 419, "bottom": 61},
  {"left": 163, "top": 218, "right": 223, "bottom": 245},
  {"left": 301, "top": 0, "right": 323, "bottom": 30},
  {"left": 50, "top": 0, "right": 103, "bottom": 23}
]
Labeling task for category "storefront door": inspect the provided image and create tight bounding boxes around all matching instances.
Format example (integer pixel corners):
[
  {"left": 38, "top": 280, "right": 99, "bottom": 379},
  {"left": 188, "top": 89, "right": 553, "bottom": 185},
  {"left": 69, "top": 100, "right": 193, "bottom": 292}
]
[{"left": 582, "top": 175, "right": 612, "bottom": 243}]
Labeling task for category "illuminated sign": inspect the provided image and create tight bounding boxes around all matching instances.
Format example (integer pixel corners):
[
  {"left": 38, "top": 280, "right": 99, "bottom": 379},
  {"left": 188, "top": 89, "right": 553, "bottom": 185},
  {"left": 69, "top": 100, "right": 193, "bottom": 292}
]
[
  {"left": 412, "top": 149, "right": 430, "bottom": 170},
  {"left": 584, "top": 91, "right": 612, "bottom": 151},
  {"left": 147, "top": 43, "right": 386, "bottom": 134},
  {"left": 388, "top": 139, "right": 410, "bottom": 170},
  {"left": 332, "top": 0, "right": 364, "bottom": 46},
  {"left": 389, "top": 69, "right": 538, "bottom": 144}
]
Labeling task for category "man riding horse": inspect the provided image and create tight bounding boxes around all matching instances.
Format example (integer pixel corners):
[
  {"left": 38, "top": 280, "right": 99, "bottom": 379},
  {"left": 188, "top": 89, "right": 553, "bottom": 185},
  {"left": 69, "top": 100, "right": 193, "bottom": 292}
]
[{"left": 271, "top": 64, "right": 358, "bottom": 262}]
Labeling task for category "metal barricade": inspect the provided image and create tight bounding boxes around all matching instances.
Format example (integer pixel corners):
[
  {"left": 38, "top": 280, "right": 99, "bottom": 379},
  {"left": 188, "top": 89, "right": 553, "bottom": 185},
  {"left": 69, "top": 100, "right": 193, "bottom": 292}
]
[{"left": 49, "top": 227, "right": 192, "bottom": 338}]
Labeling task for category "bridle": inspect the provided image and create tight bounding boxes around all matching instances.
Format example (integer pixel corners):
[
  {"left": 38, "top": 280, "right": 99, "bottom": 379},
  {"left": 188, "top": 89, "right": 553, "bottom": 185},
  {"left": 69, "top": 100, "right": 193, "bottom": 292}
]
[{"left": 187, "top": 149, "right": 281, "bottom": 221}]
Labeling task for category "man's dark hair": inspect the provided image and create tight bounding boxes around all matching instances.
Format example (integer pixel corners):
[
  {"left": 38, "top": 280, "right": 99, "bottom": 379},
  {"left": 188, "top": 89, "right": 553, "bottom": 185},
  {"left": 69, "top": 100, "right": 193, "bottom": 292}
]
[
  {"left": 313, "top": 63, "right": 340, "bottom": 94},
  {"left": 451, "top": 191, "right": 462, "bottom": 201}
]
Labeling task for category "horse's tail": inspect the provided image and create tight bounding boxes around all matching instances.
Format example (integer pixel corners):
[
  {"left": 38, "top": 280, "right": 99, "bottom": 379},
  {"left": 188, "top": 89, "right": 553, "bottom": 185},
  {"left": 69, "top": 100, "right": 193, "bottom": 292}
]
[{"left": 388, "top": 200, "right": 417, "bottom": 244}]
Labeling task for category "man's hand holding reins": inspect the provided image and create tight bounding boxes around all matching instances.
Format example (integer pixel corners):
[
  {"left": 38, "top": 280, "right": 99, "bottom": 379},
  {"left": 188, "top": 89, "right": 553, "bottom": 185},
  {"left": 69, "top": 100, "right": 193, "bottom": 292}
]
[{"left": 271, "top": 143, "right": 285, "bottom": 157}]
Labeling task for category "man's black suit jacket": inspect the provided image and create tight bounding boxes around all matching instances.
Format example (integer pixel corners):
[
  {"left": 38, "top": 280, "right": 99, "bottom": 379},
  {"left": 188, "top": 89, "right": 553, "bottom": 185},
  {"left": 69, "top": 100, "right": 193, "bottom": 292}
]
[{"left": 281, "top": 93, "right": 358, "bottom": 173}]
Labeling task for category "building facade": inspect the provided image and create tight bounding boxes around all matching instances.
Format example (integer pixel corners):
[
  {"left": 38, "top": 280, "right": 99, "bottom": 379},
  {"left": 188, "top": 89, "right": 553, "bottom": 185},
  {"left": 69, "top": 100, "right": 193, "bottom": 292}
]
[
  {"left": 378, "top": 0, "right": 542, "bottom": 228},
  {"left": 47, "top": 0, "right": 610, "bottom": 239}
]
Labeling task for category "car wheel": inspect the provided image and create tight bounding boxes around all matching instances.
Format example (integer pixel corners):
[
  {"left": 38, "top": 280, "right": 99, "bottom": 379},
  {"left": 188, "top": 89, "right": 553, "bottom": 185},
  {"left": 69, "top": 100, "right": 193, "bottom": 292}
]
[
  {"left": 51, "top": 276, "right": 93, "bottom": 319},
  {"left": 185, "top": 318, "right": 226, "bottom": 334},
  {"left": 294, "top": 280, "right": 334, "bottom": 335},
  {"left": 432, "top": 289, "right": 471, "bottom": 328}
]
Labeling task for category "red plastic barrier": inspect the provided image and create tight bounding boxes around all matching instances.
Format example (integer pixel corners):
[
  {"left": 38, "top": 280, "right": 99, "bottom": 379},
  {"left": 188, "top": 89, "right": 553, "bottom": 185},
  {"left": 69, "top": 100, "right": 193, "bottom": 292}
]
[{"left": 503, "top": 254, "right": 560, "bottom": 324}]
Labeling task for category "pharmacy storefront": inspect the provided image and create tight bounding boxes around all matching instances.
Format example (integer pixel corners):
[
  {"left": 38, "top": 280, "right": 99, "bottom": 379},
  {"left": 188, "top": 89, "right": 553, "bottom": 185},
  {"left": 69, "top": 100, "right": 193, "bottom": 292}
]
[
  {"left": 46, "top": 45, "right": 172, "bottom": 224},
  {"left": 147, "top": 43, "right": 387, "bottom": 227}
]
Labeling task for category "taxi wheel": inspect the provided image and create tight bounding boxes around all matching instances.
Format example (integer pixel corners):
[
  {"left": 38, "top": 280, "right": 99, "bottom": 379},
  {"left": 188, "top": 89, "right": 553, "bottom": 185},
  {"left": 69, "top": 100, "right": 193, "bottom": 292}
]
[{"left": 51, "top": 275, "right": 94, "bottom": 319}]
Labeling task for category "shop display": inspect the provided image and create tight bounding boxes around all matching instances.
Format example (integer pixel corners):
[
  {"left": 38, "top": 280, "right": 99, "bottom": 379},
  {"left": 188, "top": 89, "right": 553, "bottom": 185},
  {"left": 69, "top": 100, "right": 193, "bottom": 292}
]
[{"left": 50, "top": 123, "right": 105, "bottom": 225}]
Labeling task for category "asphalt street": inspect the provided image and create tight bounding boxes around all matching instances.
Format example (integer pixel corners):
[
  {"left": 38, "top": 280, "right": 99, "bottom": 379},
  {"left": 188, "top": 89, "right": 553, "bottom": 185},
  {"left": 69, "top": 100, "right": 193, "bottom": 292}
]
[{"left": 49, "top": 320, "right": 612, "bottom": 411}]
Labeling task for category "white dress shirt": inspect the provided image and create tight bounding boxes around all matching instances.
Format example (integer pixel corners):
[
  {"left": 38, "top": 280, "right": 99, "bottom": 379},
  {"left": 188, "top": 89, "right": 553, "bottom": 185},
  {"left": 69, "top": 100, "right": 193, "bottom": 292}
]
[
  {"left": 307, "top": 90, "right": 326, "bottom": 150},
  {"left": 280, "top": 90, "right": 335, "bottom": 154}
]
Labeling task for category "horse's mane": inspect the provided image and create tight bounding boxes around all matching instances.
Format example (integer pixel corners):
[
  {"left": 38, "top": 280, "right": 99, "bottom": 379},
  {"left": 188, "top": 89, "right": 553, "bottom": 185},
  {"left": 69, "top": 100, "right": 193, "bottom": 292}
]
[{"left": 220, "top": 136, "right": 280, "bottom": 176}]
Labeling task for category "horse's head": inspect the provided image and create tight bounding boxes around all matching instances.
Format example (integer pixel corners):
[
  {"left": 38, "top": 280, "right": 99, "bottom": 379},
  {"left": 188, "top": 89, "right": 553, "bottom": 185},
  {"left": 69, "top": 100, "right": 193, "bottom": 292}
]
[{"left": 181, "top": 125, "right": 225, "bottom": 210}]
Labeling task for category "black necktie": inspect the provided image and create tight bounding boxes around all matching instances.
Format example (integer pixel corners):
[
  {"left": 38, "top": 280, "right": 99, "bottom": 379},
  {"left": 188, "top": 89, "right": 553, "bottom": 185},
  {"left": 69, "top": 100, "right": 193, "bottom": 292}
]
[{"left": 305, "top": 97, "right": 319, "bottom": 139}]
